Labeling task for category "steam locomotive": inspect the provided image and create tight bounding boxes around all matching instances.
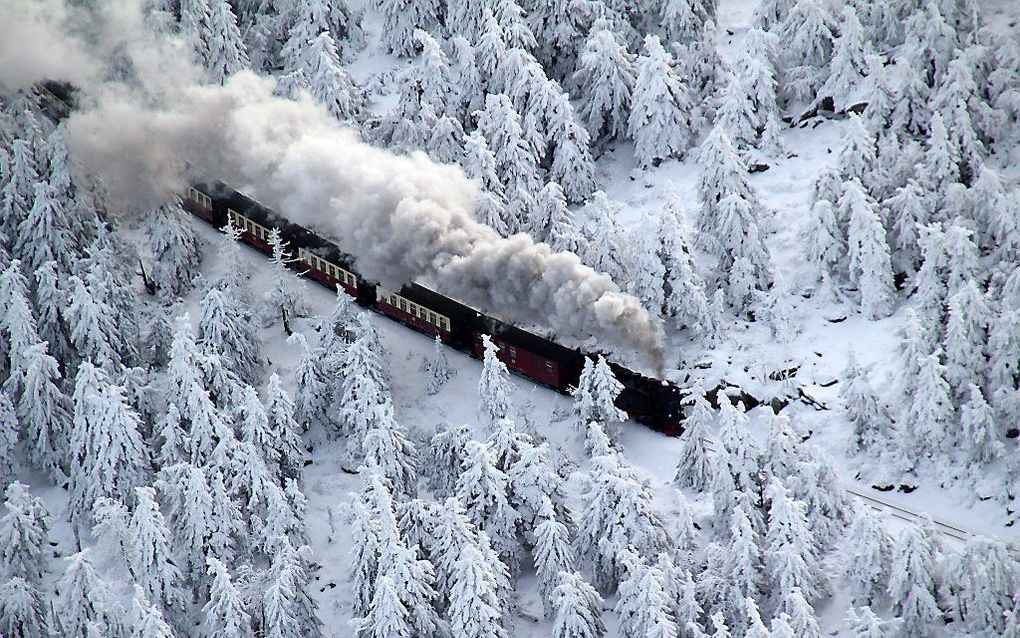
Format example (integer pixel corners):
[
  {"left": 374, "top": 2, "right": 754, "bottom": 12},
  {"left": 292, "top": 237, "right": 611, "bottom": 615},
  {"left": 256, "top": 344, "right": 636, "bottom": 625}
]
[{"left": 182, "top": 181, "right": 688, "bottom": 435}]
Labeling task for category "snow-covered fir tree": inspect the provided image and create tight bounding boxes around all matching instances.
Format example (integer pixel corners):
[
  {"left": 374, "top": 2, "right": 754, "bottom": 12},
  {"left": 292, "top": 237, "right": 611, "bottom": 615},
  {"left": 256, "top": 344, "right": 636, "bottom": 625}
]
[
  {"left": 456, "top": 440, "right": 522, "bottom": 575},
  {"left": 841, "top": 507, "right": 892, "bottom": 606},
  {"left": 572, "top": 355, "right": 627, "bottom": 441},
  {"left": 580, "top": 191, "right": 630, "bottom": 282},
  {"left": 551, "top": 571, "right": 606, "bottom": 638},
  {"left": 263, "top": 229, "right": 309, "bottom": 334},
  {"left": 448, "top": 542, "right": 508, "bottom": 638},
  {"left": 614, "top": 553, "right": 681, "bottom": 638},
  {"left": 202, "top": 556, "right": 251, "bottom": 638},
  {"left": 843, "top": 178, "right": 895, "bottom": 319},
  {"left": 628, "top": 35, "right": 695, "bottom": 167},
  {"left": 887, "top": 524, "right": 941, "bottom": 638},
  {"left": 777, "top": 0, "right": 834, "bottom": 102},
  {"left": 68, "top": 363, "right": 149, "bottom": 535},
  {"left": 477, "top": 335, "right": 513, "bottom": 423},
  {"left": 573, "top": 26, "right": 635, "bottom": 143},
  {"left": 205, "top": 0, "right": 250, "bottom": 84},
  {"left": 0, "top": 575, "right": 49, "bottom": 638},
  {"left": 673, "top": 385, "right": 714, "bottom": 491},
  {"left": 0, "top": 482, "right": 49, "bottom": 586},
  {"left": 817, "top": 6, "right": 871, "bottom": 111},
  {"left": 128, "top": 486, "right": 187, "bottom": 622}
]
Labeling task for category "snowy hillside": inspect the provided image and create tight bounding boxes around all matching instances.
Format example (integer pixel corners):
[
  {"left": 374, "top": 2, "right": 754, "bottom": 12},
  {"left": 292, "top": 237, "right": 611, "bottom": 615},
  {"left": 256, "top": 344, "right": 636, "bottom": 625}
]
[{"left": 0, "top": 0, "right": 1019, "bottom": 637}]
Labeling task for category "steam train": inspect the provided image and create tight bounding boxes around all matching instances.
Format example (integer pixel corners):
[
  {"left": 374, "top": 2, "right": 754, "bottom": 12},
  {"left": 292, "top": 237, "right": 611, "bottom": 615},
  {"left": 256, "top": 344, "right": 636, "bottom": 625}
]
[
  {"left": 30, "top": 81, "right": 686, "bottom": 434},
  {"left": 182, "top": 181, "right": 687, "bottom": 435}
]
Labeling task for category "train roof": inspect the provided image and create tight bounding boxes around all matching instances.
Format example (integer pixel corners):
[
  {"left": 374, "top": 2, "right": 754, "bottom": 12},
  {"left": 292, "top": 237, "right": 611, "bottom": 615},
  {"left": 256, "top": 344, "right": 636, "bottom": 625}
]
[
  {"left": 478, "top": 314, "right": 580, "bottom": 366},
  {"left": 398, "top": 282, "right": 480, "bottom": 325},
  {"left": 197, "top": 179, "right": 356, "bottom": 269}
]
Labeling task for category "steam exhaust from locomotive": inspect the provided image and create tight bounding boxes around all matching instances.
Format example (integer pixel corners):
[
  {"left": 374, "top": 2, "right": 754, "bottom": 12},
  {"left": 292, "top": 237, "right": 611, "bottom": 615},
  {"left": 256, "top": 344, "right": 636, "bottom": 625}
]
[{"left": 0, "top": 0, "right": 665, "bottom": 368}]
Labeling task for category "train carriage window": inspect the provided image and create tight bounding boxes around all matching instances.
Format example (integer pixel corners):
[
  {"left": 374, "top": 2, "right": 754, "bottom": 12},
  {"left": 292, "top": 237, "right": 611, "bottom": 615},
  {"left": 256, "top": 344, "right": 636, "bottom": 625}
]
[
  {"left": 429, "top": 312, "right": 437, "bottom": 325},
  {"left": 508, "top": 346, "right": 517, "bottom": 360},
  {"left": 440, "top": 318, "right": 449, "bottom": 331},
  {"left": 545, "top": 362, "right": 554, "bottom": 373}
]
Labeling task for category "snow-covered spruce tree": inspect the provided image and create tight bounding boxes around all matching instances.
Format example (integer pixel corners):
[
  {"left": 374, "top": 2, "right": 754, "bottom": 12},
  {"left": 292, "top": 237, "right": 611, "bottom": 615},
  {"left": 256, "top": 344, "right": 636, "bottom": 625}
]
[
  {"left": 421, "top": 422, "right": 470, "bottom": 498},
  {"left": 239, "top": 384, "right": 279, "bottom": 472},
  {"left": 181, "top": 0, "right": 214, "bottom": 63},
  {"left": 551, "top": 571, "right": 606, "bottom": 638},
  {"left": 816, "top": 6, "right": 871, "bottom": 111},
  {"left": 129, "top": 486, "right": 187, "bottom": 622},
  {"left": 714, "top": 72, "right": 757, "bottom": 155},
  {"left": 260, "top": 536, "right": 322, "bottom": 638},
  {"left": 412, "top": 30, "right": 454, "bottom": 118},
  {"left": 456, "top": 440, "right": 522, "bottom": 576},
  {"left": 932, "top": 56, "right": 986, "bottom": 182},
  {"left": 887, "top": 524, "right": 941, "bottom": 637},
  {"left": 474, "top": 94, "right": 541, "bottom": 234},
  {"left": 843, "top": 605, "right": 895, "bottom": 638},
  {"left": 943, "top": 280, "right": 989, "bottom": 397},
  {"left": 842, "top": 179, "right": 894, "bottom": 320},
  {"left": 805, "top": 198, "right": 845, "bottom": 285},
  {"left": 837, "top": 115, "right": 878, "bottom": 192},
  {"left": 32, "top": 261, "right": 73, "bottom": 367},
  {"left": 156, "top": 462, "right": 214, "bottom": 583},
  {"left": 776, "top": 0, "right": 834, "bottom": 102},
  {"left": 721, "top": 497, "right": 764, "bottom": 631},
  {"left": 900, "top": 351, "right": 954, "bottom": 465},
  {"left": 425, "top": 335, "right": 453, "bottom": 395},
  {"left": 959, "top": 384, "right": 1003, "bottom": 465},
  {"left": 55, "top": 549, "right": 126, "bottom": 638},
  {"left": 396, "top": 497, "right": 437, "bottom": 561},
  {"left": 202, "top": 556, "right": 251, "bottom": 638},
  {"left": 0, "top": 482, "right": 49, "bottom": 586},
  {"left": 660, "top": 205, "right": 716, "bottom": 338},
  {"left": 1, "top": 140, "right": 39, "bottom": 245},
  {"left": 145, "top": 197, "right": 202, "bottom": 298},
  {"left": 580, "top": 191, "right": 630, "bottom": 283},
  {"left": 545, "top": 91, "right": 597, "bottom": 204},
  {"left": 575, "top": 453, "right": 670, "bottom": 591},
  {"left": 68, "top": 363, "right": 149, "bottom": 535},
  {"left": 628, "top": 226, "right": 666, "bottom": 317},
  {"left": 573, "top": 26, "right": 635, "bottom": 143},
  {"left": 65, "top": 272, "right": 122, "bottom": 371},
  {"left": 288, "top": 332, "right": 329, "bottom": 431},
  {"left": 265, "top": 373, "right": 305, "bottom": 480},
  {"left": 911, "top": 224, "right": 948, "bottom": 346},
  {"left": 761, "top": 413, "right": 803, "bottom": 482},
  {"left": 205, "top": 0, "right": 249, "bottom": 84},
  {"left": 485, "top": 417, "right": 532, "bottom": 474},
  {"left": 355, "top": 574, "right": 411, "bottom": 638},
  {"left": 614, "top": 553, "right": 681, "bottom": 638},
  {"left": 673, "top": 386, "right": 714, "bottom": 491},
  {"left": 0, "top": 393, "right": 17, "bottom": 489},
  {"left": 695, "top": 126, "right": 756, "bottom": 234},
  {"left": 428, "top": 115, "right": 466, "bottom": 164},
  {"left": 0, "top": 575, "right": 49, "bottom": 638},
  {"left": 886, "top": 179, "right": 928, "bottom": 275},
  {"left": 717, "top": 399, "right": 762, "bottom": 497},
  {"left": 15, "top": 182, "right": 75, "bottom": 280},
  {"left": 949, "top": 537, "right": 1020, "bottom": 634},
  {"left": 532, "top": 498, "right": 575, "bottom": 616},
  {"left": 263, "top": 228, "right": 309, "bottom": 334},
  {"left": 18, "top": 344, "right": 71, "bottom": 486},
  {"left": 764, "top": 478, "right": 824, "bottom": 604},
  {"left": 448, "top": 542, "right": 509, "bottom": 638},
  {"left": 363, "top": 404, "right": 418, "bottom": 498},
  {"left": 629, "top": 35, "right": 694, "bottom": 167},
  {"left": 840, "top": 507, "right": 892, "bottom": 606},
  {"left": 334, "top": 313, "right": 389, "bottom": 444},
  {"left": 839, "top": 353, "right": 892, "bottom": 453},
  {"left": 198, "top": 286, "right": 263, "bottom": 386},
  {"left": 428, "top": 496, "right": 476, "bottom": 613},
  {"left": 572, "top": 355, "right": 627, "bottom": 441},
  {"left": 507, "top": 441, "right": 569, "bottom": 535},
  {"left": 477, "top": 335, "right": 513, "bottom": 423}
]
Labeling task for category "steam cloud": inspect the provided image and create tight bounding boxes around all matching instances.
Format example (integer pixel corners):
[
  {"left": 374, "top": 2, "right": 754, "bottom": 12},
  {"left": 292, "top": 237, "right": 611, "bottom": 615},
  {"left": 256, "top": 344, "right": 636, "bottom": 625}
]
[{"left": 0, "top": 0, "right": 665, "bottom": 367}]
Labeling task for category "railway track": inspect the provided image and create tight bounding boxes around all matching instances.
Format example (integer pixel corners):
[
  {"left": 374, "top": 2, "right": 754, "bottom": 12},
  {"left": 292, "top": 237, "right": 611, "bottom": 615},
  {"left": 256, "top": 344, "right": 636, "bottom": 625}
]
[{"left": 701, "top": 439, "right": 982, "bottom": 542}]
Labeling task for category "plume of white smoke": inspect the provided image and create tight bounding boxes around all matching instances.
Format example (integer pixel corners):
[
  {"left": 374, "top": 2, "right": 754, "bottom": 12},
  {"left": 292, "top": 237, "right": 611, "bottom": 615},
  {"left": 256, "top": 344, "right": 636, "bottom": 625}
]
[{"left": 0, "top": 0, "right": 665, "bottom": 367}]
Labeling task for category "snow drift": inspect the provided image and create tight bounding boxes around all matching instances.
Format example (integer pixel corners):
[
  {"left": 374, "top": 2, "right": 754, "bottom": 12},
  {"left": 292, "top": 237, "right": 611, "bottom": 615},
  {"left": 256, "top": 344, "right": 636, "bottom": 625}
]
[{"left": 0, "top": 0, "right": 665, "bottom": 366}]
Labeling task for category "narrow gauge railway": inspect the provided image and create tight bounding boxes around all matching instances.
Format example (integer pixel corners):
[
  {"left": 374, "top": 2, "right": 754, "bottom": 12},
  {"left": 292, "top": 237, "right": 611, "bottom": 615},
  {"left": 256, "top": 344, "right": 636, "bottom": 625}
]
[{"left": 182, "top": 181, "right": 688, "bottom": 436}]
